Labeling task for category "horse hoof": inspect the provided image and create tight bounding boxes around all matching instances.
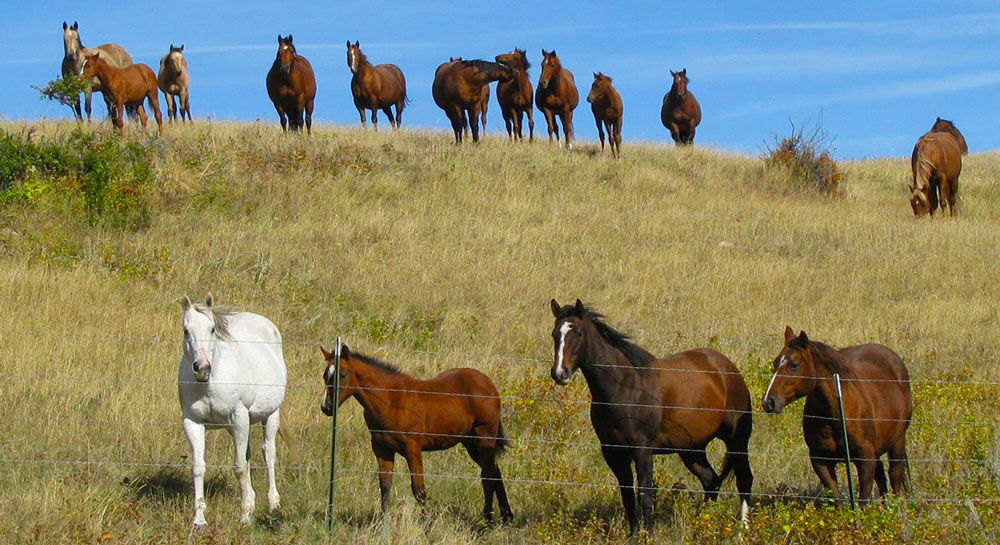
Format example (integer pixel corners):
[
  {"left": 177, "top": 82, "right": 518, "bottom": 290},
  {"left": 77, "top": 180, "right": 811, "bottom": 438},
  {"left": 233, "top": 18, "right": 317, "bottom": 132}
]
[{"left": 192, "top": 518, "right": 208, "bottom": 530}]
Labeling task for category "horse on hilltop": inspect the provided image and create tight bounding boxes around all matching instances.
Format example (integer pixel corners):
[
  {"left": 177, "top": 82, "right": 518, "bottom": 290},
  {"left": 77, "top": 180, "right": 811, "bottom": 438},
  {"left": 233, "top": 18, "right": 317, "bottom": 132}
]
[
  {"left": 536, "top": 50, "right": 579, "bottom": 148},
  {"left": 320, "top": 344, "right": 513, "bottom": 522},
  {"left": 660, "top": 69, "right": 701, "bottom": 145},
  {"left": 81, "top": 54, "right": 162, "bottom": 137},
  {"left": 347, "top": 41, "right": 408, "bottom": 130},
  {"left": 549, "top": 299, "right": 753, "bottom": 537},
  {"left": 587, "top": 72, "right": 623, "bottom": 158},
  {"left": 909, "top": 117, "right": 967, "bottom": 217},
  {"left": 495, "top": 48, "right": 535, "bottom": 141},
  {"left": 433, "top": 59, "right": 513, "bottom": 143},
  {"left": 763, "top": 327, "right": 912, "bottom": 503},
  {"left": 61, "top": 21, "right": 134, "bottom": 122},
  {"left": 266, "top": 35, "right": 316, "bottom": 134},
  {"left": 449, "top": 57, "right": 490, "bottom": 137},
  {"left": 158, "top": 44, "right": 191, "bottom": 123}
]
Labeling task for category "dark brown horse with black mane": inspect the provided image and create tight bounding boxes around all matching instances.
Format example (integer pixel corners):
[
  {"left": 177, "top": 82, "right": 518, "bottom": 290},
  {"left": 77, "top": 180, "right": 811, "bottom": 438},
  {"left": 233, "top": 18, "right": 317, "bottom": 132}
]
[
  {"left": 550, "top": 300, "right": 752, "bottom": 536},
  {"left": 320, "top": 344, "right": 513, "bottom": 522},
  {"left": 266, "top": 35, "right": 316, "bottom": 134},
  {"left": 909, "top": 117, "right": 967, "bottom": 217},
  {"left": 433, "top": 59, "right": 513, "bottom": 143},
  {"left": 587, "top": 72, "right": 623, "bottom": 158},
  {"left": 495, "top": 48, "right": 535, "bottom": 141},
  {"left": 660, "top": 69, "right": 701, "bottom": 145},
  {"left": 762, "top": 327, "right": 912, "bottom": 503},
  {"left": 536, "top": 50, "right": 579, "bottom": 148},
  {"left": 347, "top": 41, "right": 407, "bottom": 130},
  {"left": 81, "top": 54, "right": 162, "bottom": 137}
]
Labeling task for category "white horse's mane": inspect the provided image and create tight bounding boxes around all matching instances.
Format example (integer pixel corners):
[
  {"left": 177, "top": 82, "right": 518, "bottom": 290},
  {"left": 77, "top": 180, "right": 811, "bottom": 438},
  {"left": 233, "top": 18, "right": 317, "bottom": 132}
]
[{"left": 191, "top": 301, "right": 236, "bottom": 340}]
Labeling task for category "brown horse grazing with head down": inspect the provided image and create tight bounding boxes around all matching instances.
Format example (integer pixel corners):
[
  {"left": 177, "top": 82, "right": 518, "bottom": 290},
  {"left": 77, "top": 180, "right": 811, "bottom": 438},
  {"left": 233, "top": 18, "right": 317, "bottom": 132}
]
[
  {"left": 660, "top": 69, "right": 702, "bottom": 146},
  {"left": 81, "top": 54, "right": 162, "bottom": 137},
  {"left": 266, "top": 35, "right": 316, "bottom": 134},
  {"left": 433, "top": 59, "right": 513, "bottom": 143},
  {"left": 495, "top": 48, "right": 535, "bottom": 141},
  {"left": 61, "top": 21, "right": 134, "bottom": 123},
  {"left": 587, "top": 73, "right": 624, "bottom": 158},
  {"left": 762, "top": 327, "right": 912, "bottom": 504},
  {"left": 320, "top": 344, "right": 513, "bottom": 522},
  {"left": 550, "top": 300, "right": 753, "bottom": 537},
  {"left": 536, "top": 50, "right": 579, "bottom": 148},
  {"left": 910, "top": 118, "right": 967, "bottom": 217},
  {"left": 347, "top": 41, "right": 408, "bottom": 130},
  {"left": 158, "top": 44, "right": 191, "bottom": 123}
]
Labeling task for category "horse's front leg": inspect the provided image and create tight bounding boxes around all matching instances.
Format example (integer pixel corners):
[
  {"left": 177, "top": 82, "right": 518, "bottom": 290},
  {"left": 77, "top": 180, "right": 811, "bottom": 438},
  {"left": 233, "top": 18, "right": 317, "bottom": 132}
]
[
  {"left": 562, "top": 110, "right": 574, "bottom": 149},
  {"left": 182, "top": 418, "right": 208, "bottom": 528},
  {"left": 261, "top": 409, "right": 281, "bottom": 511},
  {"left": 84, "top": 87, "right": 94, "bottom": 122},
  {"left": 602, "top": 446, "right": 638, "bottom": 537},
  {"left": 228, "top": 408, "right": 255, "bottom": 524}
]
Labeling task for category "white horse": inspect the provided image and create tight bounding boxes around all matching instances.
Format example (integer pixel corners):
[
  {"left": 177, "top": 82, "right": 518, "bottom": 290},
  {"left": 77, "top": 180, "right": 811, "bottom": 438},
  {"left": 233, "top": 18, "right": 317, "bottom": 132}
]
[{"left": 178, "top": 294, "right": 286, "bottom": 528}]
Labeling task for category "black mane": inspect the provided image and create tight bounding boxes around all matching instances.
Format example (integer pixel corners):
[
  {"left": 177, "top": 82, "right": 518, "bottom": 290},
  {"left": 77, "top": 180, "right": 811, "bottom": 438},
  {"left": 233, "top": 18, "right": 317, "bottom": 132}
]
[
  {"left": 557, "top": 303, "right": 657, "bottom": 368},
  {"left": 462, "top": 59, "right": 506, "bottom": 73},
  {"left": 352, "top": 351, "right": 403, "bottom": 375}
]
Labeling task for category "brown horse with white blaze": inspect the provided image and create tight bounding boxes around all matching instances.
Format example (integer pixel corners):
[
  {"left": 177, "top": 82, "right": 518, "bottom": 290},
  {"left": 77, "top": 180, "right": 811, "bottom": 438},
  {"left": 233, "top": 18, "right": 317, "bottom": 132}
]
[
  {"left": 909, "top": 118, "right": 967, "bottom": 217},
  {"left": 266, "top": 35, "right": 316, "bottom": 134},
  {"left": 536, "top": 50, "right": 579, "bottom": 148},
  {"left": 587, "top": 73, "right": 623, "bottom": 158},
  {"left": 320, "top": 345, "right": 513, "bottom": 522},
  {"left": 347, "top": 41, "right": 407, "bottom": 130},
  {"left": 495, "top": 47, "right": 535, "bottom": 141},
  {"left": 158, "top": 44, "right": 191, "bottom": 123},
  {"left": 661, "top": 69, "right": 701, "bottom": 145},
  {"left": 762, "top": 327, "right": 912, "bottom": 503},
  {"left": 81, "top": 54, "right": 162, "bottom": 137},
  {"left": 433, "top": 59, "right": 513, "bottom": 143}
]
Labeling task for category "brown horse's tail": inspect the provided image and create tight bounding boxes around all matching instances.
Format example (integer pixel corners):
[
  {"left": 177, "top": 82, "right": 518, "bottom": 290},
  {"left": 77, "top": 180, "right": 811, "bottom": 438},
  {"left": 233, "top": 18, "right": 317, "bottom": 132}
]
[{"left": 495, "top": 420, "right": 511, "bottom": 456}]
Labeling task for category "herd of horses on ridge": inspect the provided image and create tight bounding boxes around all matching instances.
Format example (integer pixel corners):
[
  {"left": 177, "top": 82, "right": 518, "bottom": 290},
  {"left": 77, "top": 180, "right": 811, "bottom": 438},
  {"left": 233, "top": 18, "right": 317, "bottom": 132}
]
[
  {"left": 180, "top": 294, "right": 913, "bottom": 537},
  {"left": 60, "top": 21, "right": 971, "bottom": 217}
]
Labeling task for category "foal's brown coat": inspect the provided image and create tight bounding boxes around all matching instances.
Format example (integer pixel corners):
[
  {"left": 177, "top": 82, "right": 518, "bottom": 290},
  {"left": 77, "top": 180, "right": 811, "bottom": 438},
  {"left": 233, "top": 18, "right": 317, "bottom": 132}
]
[
  {"left": 81, "top": 54, "right": 162, "bottom": 137},
  {"left": 347, "top": 41, "right": 407, "bottom": 130},
  {"left": 536, "top": 50, "right": 579, "bottom": 148},
  {"left": 910, "top": 118, "right": 967, "bottom": 217},
  {"left": 762, "top": 327, "right": 912, "bottom": 503},
  {"left": 495, "top": 48, "right": 535, "bottom": 141},
  {"left": 266, "top": 35, "right": 316, "bottom": 134},
  {"left": 320, "top": 345, "right": 513, "bottom": 522},
  {"left": 587, "top": 73, "right": 624, "bottom": 158}
]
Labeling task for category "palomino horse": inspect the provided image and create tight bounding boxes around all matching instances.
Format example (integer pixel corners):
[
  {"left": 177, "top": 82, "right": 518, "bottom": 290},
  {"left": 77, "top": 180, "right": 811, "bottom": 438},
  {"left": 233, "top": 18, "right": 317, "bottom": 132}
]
[
  {"left": 81, "top": 54, "right": 163, "bottom": 137},
  {"left": 762, "top": 327, "right": 912, "bottom": 503},
  {"left": 266, "top": 35, "right": 316, "bottom": 134},
  {"left": 178, "top": 295, "right": 287, "bottom": 527},
  {"left": 495, "top": 47, "right": 535, "bottom": 141},
  {"left": 587, "top": 73, "right": 623, "bottom": 158},
  {"left": 347, "top": 41, "right": 408, "bottom": 130},
  {"left": 660, "top": 69, "right": 702, "bottom": 146},
  {"left": 433, "top": 59, "right": 513, "bottom": 143},
  {"left": 910, "top": 118, "right": 967, "bottom": 217},
  {"left": 158, "top": 44, "right": 191, "bottom": 123},
  {"left": 320, "top": 345, "right": 513, "bottom": 522},
  {"left": 536, "top": 50, "right": 579, "bottom": 148},
  {"left": 550, "top": 300, "right": 753, "bottom": 536},
  {"left": 61, "top": 21, "right": 133, "bottom": 122}
]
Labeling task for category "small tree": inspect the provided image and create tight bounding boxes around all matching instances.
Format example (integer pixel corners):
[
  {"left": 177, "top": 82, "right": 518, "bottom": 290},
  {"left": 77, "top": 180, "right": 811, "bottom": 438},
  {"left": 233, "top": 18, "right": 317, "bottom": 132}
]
[
  {"left": 763, "top": 120, "right": 843, "bottom": 195},
  {"left": 32, "top": 75, "right": 92, "bottom": 119}
]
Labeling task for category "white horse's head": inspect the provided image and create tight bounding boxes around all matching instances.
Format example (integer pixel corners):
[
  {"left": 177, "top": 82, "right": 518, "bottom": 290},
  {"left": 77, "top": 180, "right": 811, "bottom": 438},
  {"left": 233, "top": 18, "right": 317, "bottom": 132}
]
[{"left": 181, "top": 294, "right": 219, "bottom": 382}]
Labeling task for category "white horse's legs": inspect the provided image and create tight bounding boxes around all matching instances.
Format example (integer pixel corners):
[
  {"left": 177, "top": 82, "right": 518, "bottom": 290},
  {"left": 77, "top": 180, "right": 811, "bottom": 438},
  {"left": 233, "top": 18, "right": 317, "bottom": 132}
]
[
  {"left": 229, "top": 409, "right": 256, "bottom": 524},
  {"left": 182, "top": 418, "right": 208, "bottom": 528},
  {"left": 262, "top": 410, "right": 281, "bottom": 511}
]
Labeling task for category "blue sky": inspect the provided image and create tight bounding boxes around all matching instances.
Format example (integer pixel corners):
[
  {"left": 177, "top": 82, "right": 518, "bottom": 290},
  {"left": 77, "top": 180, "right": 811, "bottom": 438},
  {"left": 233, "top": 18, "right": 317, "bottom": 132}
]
[{"left": 4, "top": 1, "right": 1000, "bottom": 158}]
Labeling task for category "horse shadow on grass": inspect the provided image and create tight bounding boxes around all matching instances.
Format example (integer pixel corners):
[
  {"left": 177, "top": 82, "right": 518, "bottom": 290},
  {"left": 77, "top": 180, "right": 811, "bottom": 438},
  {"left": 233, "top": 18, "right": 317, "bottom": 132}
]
[{"left": 122, "top": 467, "right": 231, "bottom": 501}]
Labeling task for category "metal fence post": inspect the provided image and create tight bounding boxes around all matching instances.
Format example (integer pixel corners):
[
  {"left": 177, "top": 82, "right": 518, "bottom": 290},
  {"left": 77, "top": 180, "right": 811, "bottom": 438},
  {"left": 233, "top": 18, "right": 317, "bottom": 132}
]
[
  {"left": 326, "top": 337, "right": 342, "bottom": 533},
  {"left": 834, "top": 373, "right": 857, "bottom": 510}
]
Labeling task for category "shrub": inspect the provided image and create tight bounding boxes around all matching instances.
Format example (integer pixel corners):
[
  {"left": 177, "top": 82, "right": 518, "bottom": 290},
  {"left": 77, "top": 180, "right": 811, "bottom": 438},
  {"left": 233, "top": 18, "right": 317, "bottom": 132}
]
[
  {"left": 32, "top": 75, "right": 92, "bottom": 118},
  {"left": 763, "top": 121, "right": 844, "bottom": 195}
]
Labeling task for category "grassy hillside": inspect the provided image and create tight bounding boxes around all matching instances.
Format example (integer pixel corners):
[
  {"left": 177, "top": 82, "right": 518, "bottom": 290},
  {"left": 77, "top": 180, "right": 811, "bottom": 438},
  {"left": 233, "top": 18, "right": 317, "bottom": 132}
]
[{"left": 1, "top": 121, "right": 999, "bottom": 544}]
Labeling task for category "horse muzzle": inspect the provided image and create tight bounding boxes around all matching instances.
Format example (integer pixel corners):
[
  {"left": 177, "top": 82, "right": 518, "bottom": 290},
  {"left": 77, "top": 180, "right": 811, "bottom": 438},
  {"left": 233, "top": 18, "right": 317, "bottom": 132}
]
[
  {"left": 551, "top": 367, "right": 573, "bottom": 386},
  {"left": 539, "top": 79, "right": 550, "bottom": 89},
  {"left": 320, "top": 400, "right": 332, "bottom": 416},
  {"left": 193, "top": 361, "right": 211, "bottom": 382},
  {"left": 762, "top": 395, "right": 783, "bottom": 414}
]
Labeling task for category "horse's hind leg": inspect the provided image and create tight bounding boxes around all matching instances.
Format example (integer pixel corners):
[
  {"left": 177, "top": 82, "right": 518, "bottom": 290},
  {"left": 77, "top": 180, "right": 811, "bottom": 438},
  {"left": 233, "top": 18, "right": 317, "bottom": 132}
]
[
  {"left": 680, "top": 450, "right": 721, "bottom": 500},
  {"left": 305, "top": 99, "right": 314, "bottom": 135},
  {"left": 148, "top": 92, "right": 164, "bottom": 137},
  {"left": 373, "top": 446, "right": 396, "bottom": 514},
  {"left": 370, "top": 108, "right": 379, "bottom": 132},
  {"left": 401, "top": 446, "right": 428, "bottom": 506},
  {"left": 166, "top": 93, "right": 177, "bottom": 123},
  {"left": 527, "top": 107, "right": 535, "bottom": 142},
  {"left": 261, "top": 409, "right": 281, "bottom": 511},
  {"left": 394, "top": 100, "right": 404, "bottom": 128},
  {"left": 874, "top": 459, "right": 888, "bottom": 501},
  {"left": 562, "top": 110, "right": 575, "bottom": 149},
  {"left": 382, "top": 106, "right": 395, "bottom": 129},
  {"left": 725, "top": 413, "right": 754, "bottom": 524},
  {"left": 181, "top": 89, "right": 191, "bottom": 122},
  {"left": 888, "top": 439, "right": 909, "bottom": 495}
]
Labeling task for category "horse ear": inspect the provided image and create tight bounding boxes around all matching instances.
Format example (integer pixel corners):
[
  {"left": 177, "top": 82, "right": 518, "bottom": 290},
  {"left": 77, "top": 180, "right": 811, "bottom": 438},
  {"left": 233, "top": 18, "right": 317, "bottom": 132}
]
[
  {"left": 797, "top": 330, "right": 809, "bottom": 344},
  {"left": 346, "top": 40, "right": 351, "bottom": 48},
  {"left": 594, "top": 72, "right": 599, "bottom": 79},
  {"left": 341, "top": 344, "right": 351, "bottom": 359},
  {"left": 670, "top": 70, "right": 677, "bottom": 77},
  {"left": 575, "top": 299, "right": 584, "bottom": 313},
  {"left": 278, "top": 34, "right": 283, "bottom": 44},
  {"left": 541, "top": 49, "right": 548, "bottom": 57},
  {"left": 205, "top": 293, "right": 214, "bottom": 308},
  {"left": 181, "top": 295, "right": 192, "bottom": 311},
  {"left": 783, "top": 325, "right": 795, "bottom": 343},
  {"left": 288, "top": 34, "right": 293, "bottom": 43},
  {"left": 179, "top": 44, "right": 184, "bottom": 52},
  {"left": 354, "top": 40, "right": 359, "bottom": 47},
  {"left": 681, "top": 68, "right": 687, "bottom": 76},
  {"left": 550, "top": 299, "right": 561, "bottom": 317},
  {"left": 551, "top": 49, "right": 557, "bottom": 56},
  {"left": 320, "top": 346, "right": 331, "bottom": 359},
  {"left": 63, "top": 21, "right": 68, "bottom": 30},
  {"left": 72, "top": 22, "right": 78, "bottom": 30}
]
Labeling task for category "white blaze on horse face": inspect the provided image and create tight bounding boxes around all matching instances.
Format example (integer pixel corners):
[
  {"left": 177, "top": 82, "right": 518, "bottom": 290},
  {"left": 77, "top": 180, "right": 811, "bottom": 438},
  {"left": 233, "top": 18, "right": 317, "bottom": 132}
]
[
  {"left": 349, "top": 49, "right": 358, "bottom": 73},
  {"left": 763, "top": 355, "right": 788, "bottom": 401},
  {"left": 555, "top": 321, "right": 572, "bottom": 379}
]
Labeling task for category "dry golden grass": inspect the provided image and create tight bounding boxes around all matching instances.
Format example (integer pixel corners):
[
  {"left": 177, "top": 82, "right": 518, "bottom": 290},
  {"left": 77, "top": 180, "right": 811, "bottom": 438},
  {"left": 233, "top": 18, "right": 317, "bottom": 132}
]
[{"left": 1, "top": 120, "right": 999, "bottom": 543}]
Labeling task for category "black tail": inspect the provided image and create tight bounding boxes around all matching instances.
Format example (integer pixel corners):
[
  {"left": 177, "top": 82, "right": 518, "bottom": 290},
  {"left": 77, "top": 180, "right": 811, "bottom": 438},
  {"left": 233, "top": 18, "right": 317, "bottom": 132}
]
[{"left": 495, "top": 420, "right": 511, "bottom": 456}]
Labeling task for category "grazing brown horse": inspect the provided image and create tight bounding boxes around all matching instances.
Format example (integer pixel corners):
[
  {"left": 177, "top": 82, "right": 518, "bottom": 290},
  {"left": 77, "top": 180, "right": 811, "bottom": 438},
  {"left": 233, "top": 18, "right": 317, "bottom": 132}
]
[
  {"left": 495, "top": 48, "right": 535, "bottom": 141},
  {"left": 550, "top": 300, "right": 753, "bottom": 536},
  {"left": 909, "top": 118, "right": 967, "bottom": 217},
  {"left": 660, "top": 69, "right": 702, "bottom": 146},
  {"left": 762, "top": 327, "right": 912, "bottom": 503},
  {"left": 347, "top": 41, "right": 408, "bottom": 130},
  {"left": 433, "top": 59, "right": 513, "bottom": 143},
  {"left": 536, "top": 50, "right": 579, "bottom": 148},
  {"left": 157, "top": 44, "right": 191, "bottom": 123},
  {"left": 266, "top": 35, "right": 316, "bottom": 134},
  {"left": 61, "top": 21, "right": 134, "bottom": 122},
  {"left": 81, "top": 54, "right": 162, "bottom": 137},
  {"left": 587, "top": 73, "right": 624, "bottom": 158},
  {"left": 449, "top": 57, "right": 490, "bottom": 136},
  {"left": 320, "top": 345, "right": 513, "bottom": 522}
]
